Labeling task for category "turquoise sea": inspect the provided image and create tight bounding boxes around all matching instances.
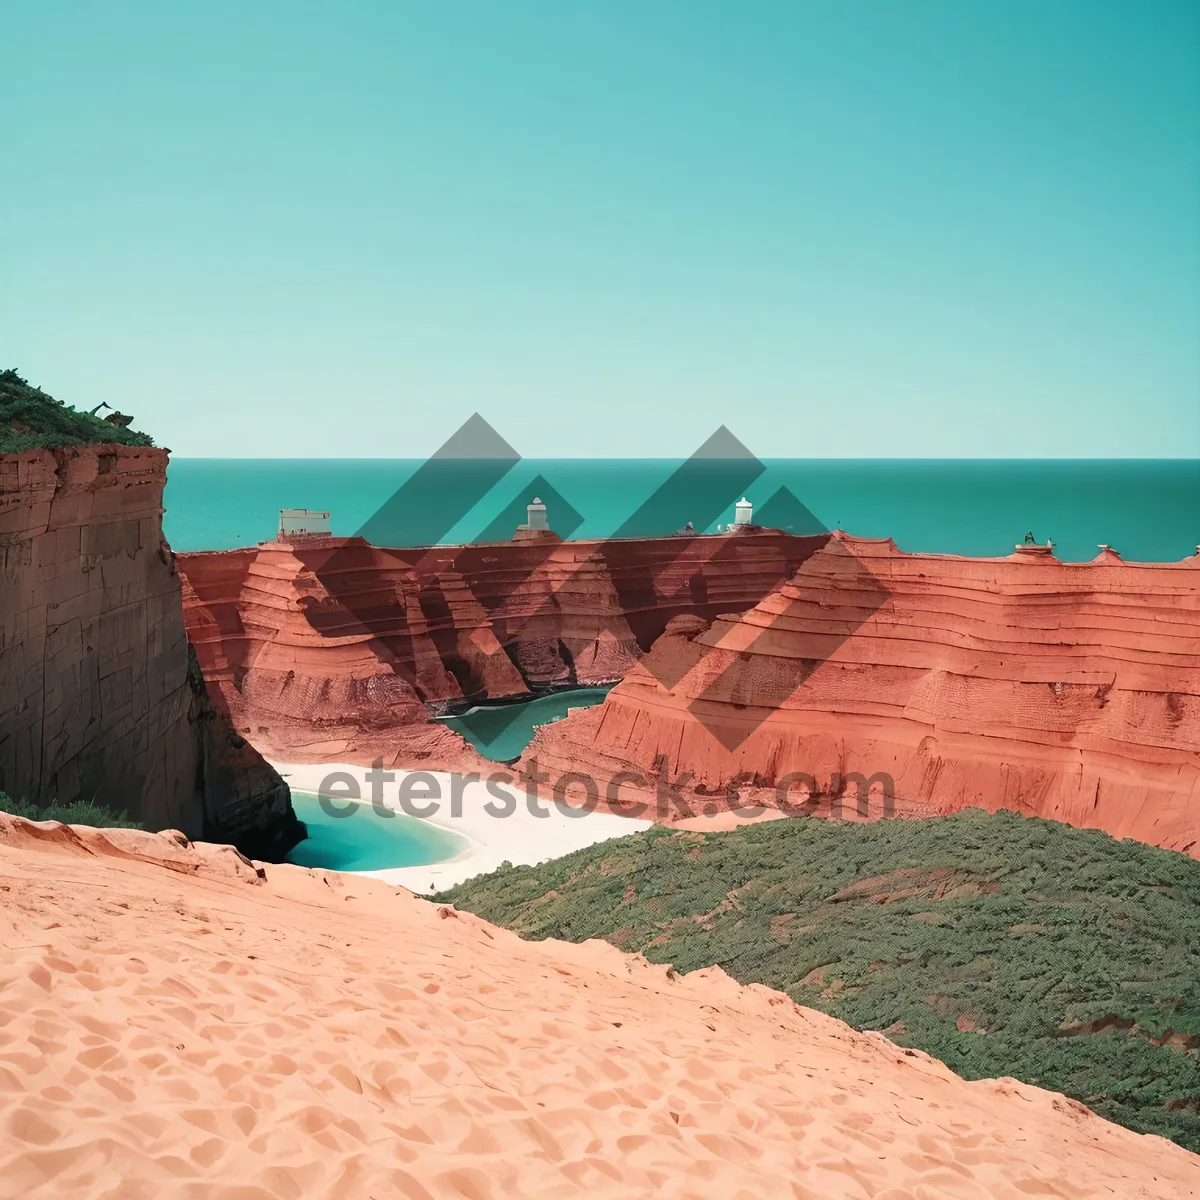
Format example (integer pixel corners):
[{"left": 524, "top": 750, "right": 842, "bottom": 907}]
[{"left": 165, "top": 459, "right": 1198, "bottom": 563}]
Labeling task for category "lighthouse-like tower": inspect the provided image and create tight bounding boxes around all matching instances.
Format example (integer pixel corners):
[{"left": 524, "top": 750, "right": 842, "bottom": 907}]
[
  {"left": 524, "top": 497, "right": 548, "bottom": 531},
  {"left": 514, "top": 495, "right": 555, "bottom": 540}
]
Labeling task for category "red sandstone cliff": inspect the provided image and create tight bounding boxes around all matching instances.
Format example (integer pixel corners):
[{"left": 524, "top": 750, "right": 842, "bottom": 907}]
[
  {"left": 179, "top": 530, "right": 825, "bottom": 765},
  {"left": 0, "top": 446, "right": 299, "bottom": 857},
  {"left": 178, "top": 539, "right": 490, "bottom": 768},
  {"left": 521, "top": 534, "right": 1200, "bottom": 856}
]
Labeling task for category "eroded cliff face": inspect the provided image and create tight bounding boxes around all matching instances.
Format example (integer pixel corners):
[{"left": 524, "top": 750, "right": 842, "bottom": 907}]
[
  {"left": 178, "top": 530, "right": 826, "bottom": 765},
  {"left": 177, "top": 540, "right": 488, "bottom": 768},
  {"left": 520, "top": 534, "right": 1200, "bottom": 856},
  {"left": 0, "top": 446, "right": 300, "bottom": 858}
]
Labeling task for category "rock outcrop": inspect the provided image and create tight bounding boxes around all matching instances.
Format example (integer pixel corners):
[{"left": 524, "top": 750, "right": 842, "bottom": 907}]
[
  {"left": 177, "top": 540, "right": 495, "bottom": 768},
  {"left": 0, "top": 446, "right": 300, "bottom": 857},
  {"left": 521, "top": 534, "right": 1200, "bottom": 856},
  {"left": 178, "top": 529, "right": 825, "bottom": 764}
]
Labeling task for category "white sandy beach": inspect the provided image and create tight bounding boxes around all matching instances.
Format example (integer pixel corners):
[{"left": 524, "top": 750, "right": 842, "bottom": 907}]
[{"left": 273, "top": 761, "right": 653, "bottom": 892}]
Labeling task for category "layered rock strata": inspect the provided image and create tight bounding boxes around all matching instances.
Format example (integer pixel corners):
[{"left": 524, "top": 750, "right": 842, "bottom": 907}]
[
  {"left": 521, "top": 534, "right": 1200, "bottom": 856},
  {"left": 0, "top": 446, "right": 299, "bottom": 857},
  {"left": 179, "top": 529, "right": 825, "bottom": 764},
  {"left": 178, "top": 540, "right": 490, "bottom": 767}
]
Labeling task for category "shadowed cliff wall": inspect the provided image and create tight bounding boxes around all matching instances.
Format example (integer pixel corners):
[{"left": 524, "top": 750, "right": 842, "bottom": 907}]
[
  {"left": 0, "top": 446, "right": 300, "bottom": 858},
  {"left": 178, "top": 531, "right": 828, "bottom": 764}
]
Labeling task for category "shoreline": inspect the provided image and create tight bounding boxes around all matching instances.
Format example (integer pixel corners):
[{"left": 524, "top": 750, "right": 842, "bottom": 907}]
[
  {"left": 428, "top": 681, "right": 617, "bottom": 720},
  {"left": 272, "top": 761, "right": 654, "bottom": 894}
]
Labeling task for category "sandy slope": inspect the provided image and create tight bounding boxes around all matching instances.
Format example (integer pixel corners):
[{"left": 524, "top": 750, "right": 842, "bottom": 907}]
[{"left": 1, "top": 816, "right": 1197, "bottom": 1200}]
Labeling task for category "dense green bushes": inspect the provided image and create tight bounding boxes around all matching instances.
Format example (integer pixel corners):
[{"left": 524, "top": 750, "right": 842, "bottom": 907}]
[
  {"left": 0, "top": 369, "right": 153, "bottom": 452},
  {"left": 441, "top": 810, "right": 1200, "bottom": 1150},
  {"left": 0, "top": 790, "right": 142, "bottom": 829}
]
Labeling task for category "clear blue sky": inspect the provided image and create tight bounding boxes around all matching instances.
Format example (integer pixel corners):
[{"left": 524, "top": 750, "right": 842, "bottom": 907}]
[{"left": 3, "top": 1, "right": 1198, "bottom": 458}]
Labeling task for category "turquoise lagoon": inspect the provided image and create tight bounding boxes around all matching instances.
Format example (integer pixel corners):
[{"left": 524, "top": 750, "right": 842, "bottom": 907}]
[
  {"left": 285, "top": 689, "right": 615, "bottom": 872},
  {"left": 437, "top": 686, "right": 613, "bottom": 763},
  {"left": 285, "top": 790, "right": 469, "bottom": 873}
]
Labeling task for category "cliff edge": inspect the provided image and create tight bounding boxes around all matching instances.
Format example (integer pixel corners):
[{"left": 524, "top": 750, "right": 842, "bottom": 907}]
[{"left": 0, "top": 444, "right": 300, "bottom": 858}]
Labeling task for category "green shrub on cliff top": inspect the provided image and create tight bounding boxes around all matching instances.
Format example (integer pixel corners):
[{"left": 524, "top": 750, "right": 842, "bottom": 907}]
[
  {"left": 439, "top": 809, "right": 1200, "bottom": 1152},
  {"left": 0, "top": 790, "right": 142, "bottom": 829},
  {"left": 0, "top": 369, "right": 154, "bottom": 453}
]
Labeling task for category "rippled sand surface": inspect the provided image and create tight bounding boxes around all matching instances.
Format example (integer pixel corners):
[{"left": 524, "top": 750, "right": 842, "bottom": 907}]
[{"left": 2, "top": 813, "right": 1197, "bottom": 1199}]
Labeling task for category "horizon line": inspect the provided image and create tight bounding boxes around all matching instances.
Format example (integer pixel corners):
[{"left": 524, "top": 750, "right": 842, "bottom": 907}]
[{"left": 164, "top": 454, "right": 1200, "bottom": 463}]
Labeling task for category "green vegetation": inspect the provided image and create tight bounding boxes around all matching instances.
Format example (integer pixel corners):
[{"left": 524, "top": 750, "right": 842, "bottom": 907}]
[
  {"left": 0, "top": 790, "right": 142, "bottom": 829},
  {"left": 0, "top": 369, "right": 153, "bottom": 453},
  {"left": 440, "top": 809, "right": 1200, "bottom": 1150}
]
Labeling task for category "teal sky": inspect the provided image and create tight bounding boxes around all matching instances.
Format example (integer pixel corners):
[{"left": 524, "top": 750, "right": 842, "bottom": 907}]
[{"left": 3, "top": 1, "right": 1198, "bottom": 458}]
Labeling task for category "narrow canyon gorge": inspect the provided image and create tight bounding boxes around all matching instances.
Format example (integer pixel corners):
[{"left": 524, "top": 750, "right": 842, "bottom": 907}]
[{"left": 179, "top": 526, "right": 1200, "bottom": 855}]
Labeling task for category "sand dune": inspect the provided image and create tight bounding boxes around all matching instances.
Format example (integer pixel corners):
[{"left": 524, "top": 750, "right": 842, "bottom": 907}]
[{"left": 1, "top": 815, "right": 1197, "bottom": 1199}]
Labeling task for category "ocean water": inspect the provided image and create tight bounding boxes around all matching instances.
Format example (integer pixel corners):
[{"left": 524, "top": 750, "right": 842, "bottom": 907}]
[
  {"left": 285, "top": 791, "right": 468, "bottom": 872},
  {"left": 164, "top": 459, "right": 1199, "bottom": 563},
  {"left": 438, "top": 687, "right": 615, "bottom": 763}
]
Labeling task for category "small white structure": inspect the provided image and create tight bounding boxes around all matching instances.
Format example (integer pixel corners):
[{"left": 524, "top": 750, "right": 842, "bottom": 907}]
[
  {"left": 733, "top": 497, "right": 754, "bottom": 526},
  {"left": 279, "top": 508, "right": 331, "bottom": 540},
  {"left": 518, "top": 497, "right": 549, "bottom": 532}
]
